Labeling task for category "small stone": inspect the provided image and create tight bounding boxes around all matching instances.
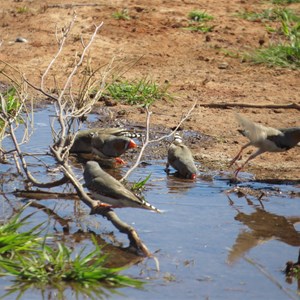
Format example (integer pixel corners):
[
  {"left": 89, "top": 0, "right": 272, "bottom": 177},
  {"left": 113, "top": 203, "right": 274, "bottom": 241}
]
[
  {"left": 104, "top": 98, "right": 117, "bottom": 106},
  {"left": 15, "top": 37, "right": 28, "bottom": 43},
  {"left": 117, "top": 110, "right": 126, "bottom": 117},
  {"left": 218, "top": 62, "right": 229, "bottom": 69},
  {"left": 205, "top": 35, "right": 211, "bottom": 42},
  {"left": 258, "top": 38, "right": 265, "bottom": 46}
]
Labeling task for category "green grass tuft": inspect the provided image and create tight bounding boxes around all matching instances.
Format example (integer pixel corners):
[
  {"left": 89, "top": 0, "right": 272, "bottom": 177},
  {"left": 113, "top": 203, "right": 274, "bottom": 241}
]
[
  {"left": 16, "top": 6, "right": 29, "bottom": 14},
  {"left": 236, "top": 8, "right": 300, "bottom": 22},
  {"left": 131, "top": 174, "right": 151, "bottom": 192},
  {"left": 248, "top": 44, "right": 300, "bottom": 68},
  {"left": 0, "top": 209, "right": 45, "bottom": 256},
  {"left": 112, "top": 9, "right": 131, "bottom": 20},
  {"left": 0, "top": 239, "right": 143, "bottom": 288},
  {"left": 183, "top": 24, "right": 214, "bottom": 33},
  {"left": 0, "top": 207, "right": 144, "bottom": 290},
  {"left": 0, "top": 87, "right": 23, "bottom": 136},
  {"left": 248, "top": 11, "right": 300, "bottom": 68},
  {"left": 272, "top": 0, "right": 300, "bottom": 4},
  {"left": 184, "top": 10, "right": 214, "bottom": 32},
  {"left": 105, "top": 78, "right": 171, "bottom": 107},
  {"left": 188, "top": 10, "right": 213, "bottom": 22}
]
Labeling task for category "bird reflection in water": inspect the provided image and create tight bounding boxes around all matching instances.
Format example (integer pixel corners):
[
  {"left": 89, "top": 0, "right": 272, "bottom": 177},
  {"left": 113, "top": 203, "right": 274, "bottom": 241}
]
[
  {"left": 227, "top": 194, "right": 300, "bottom": 264},
  {"left": 166, "top": 175, "right": 197, "bottom": 194}
]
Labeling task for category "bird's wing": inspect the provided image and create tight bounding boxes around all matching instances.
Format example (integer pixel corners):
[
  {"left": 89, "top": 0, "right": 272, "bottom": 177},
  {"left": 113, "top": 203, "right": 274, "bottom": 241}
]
[
  {"left": 168, "top": 143, "right": 197, "bottom": 174},
  {"left": 235, "top": 113, "right": 281, "bottom": 143},
  {"left": 92, "top": 128, "right": 130, "bottom": 137},
  {"left": 90, "top": 176, "right": 141, "bottom": 202},
  {"left": 267, "top": 127, "right": 300, "bottom": 150}
]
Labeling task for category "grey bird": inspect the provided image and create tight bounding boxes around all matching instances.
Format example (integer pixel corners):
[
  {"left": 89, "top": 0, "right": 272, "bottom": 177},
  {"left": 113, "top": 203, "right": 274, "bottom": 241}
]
[
  {"left": 166, "top": 133, "right": 197, "bottom": 179},
  {"left": 84, "top": 161, "right": 161, "bottom": 212},
  {"left": 230, "top": 113, "right": 300, "bottom": 177},
  {"left": 70, "top": 128, "right": 138, "bottom": 164}
]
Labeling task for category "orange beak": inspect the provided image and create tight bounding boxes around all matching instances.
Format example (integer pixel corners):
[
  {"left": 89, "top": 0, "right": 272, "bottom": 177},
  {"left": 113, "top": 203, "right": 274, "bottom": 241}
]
[
  {"left": 191, "top": 174, "right": 197, "bottom": 180},
  {"left": 128, "top": 139, "right": 137, "bottom": 149}
]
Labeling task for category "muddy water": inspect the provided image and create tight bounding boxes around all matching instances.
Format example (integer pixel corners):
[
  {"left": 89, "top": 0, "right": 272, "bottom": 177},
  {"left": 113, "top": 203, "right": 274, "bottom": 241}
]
[{"left": 1, "top": 108, "right": 300, "bottom": 299}]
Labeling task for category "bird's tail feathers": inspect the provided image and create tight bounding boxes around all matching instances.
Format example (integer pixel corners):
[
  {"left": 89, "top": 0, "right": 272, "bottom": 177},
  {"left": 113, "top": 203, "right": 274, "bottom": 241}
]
[
  {"left": 142, "top": 200, "right": 162, "bottom": 213},
  {"left": 115, "top": 129, "right": 142, "bottom": 138}
]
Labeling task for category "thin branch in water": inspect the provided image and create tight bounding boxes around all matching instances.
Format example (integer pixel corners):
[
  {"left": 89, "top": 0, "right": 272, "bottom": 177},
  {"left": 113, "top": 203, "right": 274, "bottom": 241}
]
[
  {"left": 102, "top": 210, "right": 151, "bottom": 256},
  {"left": 243, "top": 255, "right": 298, "bottom": 300},
  {"left": 120, "top": 100, "right": 198, "bottom": 182},
  {"left": 13, "top": 152, "right": 22, "bottom": 175}
]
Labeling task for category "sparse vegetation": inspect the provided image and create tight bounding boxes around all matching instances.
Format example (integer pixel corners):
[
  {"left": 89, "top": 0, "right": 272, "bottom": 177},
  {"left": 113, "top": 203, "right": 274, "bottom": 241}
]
[
  {"left": 0, "top": 209, "right": 144, "bottom": 289},
  {"left": 272, "top": 0, "right": 300, "bottom": 4},
  {"left": 112, "top": 9, "right": 131, "bottom": 20},
  {"left": 0, "top": 240, "right": 143, "bottom": 287},
  {"left": 248, "top": 11, "right": 300, "bottom": 68},
  {"left": 0, "top": 86, "right": 26, "bottom": 161},
  {"left": 183, "top": 24, "right": 214, "bottom": 33},
  {"left": 0, "top": 87, "right": 21, "bottom": 131},
  {"left": 184, "top": 10, "right": 214, "bottom": 32},
  {"left": 131, "top": 174, "right": 151, "bottom": 192},
  {"left": 105, "top": 78, "right": 171, "bottom": 106},
  {"left": 16, "top": 6, "right": 29, "bottom": 14},
  {"left": 236, "top": 8, "right": 300, "bottom": 22},
  {"left": 221, "top": 49, "right": 240, "bottom": 58},
  {"left": 0, "top": 209, "right": 44, "bottom": 256},
  {"left": 188, "top": 10, "right": 213, "bottom": 22}
]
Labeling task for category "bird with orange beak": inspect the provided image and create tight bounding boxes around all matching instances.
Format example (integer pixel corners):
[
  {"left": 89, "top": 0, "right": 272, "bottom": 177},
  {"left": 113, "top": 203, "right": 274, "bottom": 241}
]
[{"left": 70, "top": 128, "right": 138, "bottom": 164}]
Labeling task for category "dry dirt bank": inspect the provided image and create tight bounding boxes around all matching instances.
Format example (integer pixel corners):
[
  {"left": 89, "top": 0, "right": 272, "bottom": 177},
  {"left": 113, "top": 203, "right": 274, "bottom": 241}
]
[{"left": 0, "top": 0, "right": 299, "bottom": 180}]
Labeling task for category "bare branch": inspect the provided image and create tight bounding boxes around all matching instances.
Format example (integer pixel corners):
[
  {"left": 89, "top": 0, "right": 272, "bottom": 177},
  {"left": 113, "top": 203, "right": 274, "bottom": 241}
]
[
  {"left": 150, "top": 99, "right": 198, "bottom": 143},
  {"left": 2, "top": 16, "right": 154, "bottom": 256},
  {"left": 41, "top": 13, "right": 77, "bottom": 91},
  {"left": 99, "top": 209, "right": 151, "bottom": 256},
  {"left": 120, "top": 100, "right": 198, "bottom": 182}
]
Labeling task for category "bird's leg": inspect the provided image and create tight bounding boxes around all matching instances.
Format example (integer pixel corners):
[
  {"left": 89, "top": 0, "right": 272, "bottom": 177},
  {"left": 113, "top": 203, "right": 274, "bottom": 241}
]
[
  {"left": 234, "top": 148, "right": 265, "bottom": 178},
  {"left": 164, "top": 162, "right": 170, "bottom": 174},
  {"left": 97, "top": 202, "right": 113, "bottom": 208},
  {"left": 229, "top": 142, "right": 251, "bottom": 167},
  {"left": 115, "top": 157, "right": 126, "bottom": 164},
  {"left": 91, "top": 202, "right": 114, "bottom": 215}
]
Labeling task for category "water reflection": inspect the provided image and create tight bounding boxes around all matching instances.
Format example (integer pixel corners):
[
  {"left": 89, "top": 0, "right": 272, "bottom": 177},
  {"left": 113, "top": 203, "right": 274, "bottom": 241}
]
[
  {"left": 2, "top": 106, "right": 300, "bottom": 299},
  {"left": 166, "top": 175, "right": 197, "bottom": 193},
  {"left": 227, "top": 194, "right": 300, "bottom": 264},
  {"left": 2, "top": 280, "right": 128, "bottom": 300}
]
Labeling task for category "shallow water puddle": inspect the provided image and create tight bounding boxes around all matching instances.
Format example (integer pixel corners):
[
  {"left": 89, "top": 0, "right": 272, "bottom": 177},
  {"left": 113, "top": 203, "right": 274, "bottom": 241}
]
[{"left": 0, "top": 108, "right": 300, "bottom": 299}]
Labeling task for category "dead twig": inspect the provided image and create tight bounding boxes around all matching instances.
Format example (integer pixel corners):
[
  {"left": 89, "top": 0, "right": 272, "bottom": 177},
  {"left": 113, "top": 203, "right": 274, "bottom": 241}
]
[
  {"left": 45, "top": 3, "right": 104, "bottom": 9},
  {"left": 200, "top": 102, "right": 300, "bottom": 111},
  {"left": 101, "top": 210, "right": 151, "bottom": 256},
  {"left": 13, "top": 190, "right": 80, "bottom": 200},
  {"left": 120, "top": 100, "right": 198, "bottom": 182}
]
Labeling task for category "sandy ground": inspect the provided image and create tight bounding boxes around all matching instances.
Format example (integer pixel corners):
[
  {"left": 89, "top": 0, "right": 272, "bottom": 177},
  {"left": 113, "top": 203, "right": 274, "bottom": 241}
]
[{"left": 0, "top": 0, "right": 299, "bottom": 180}]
